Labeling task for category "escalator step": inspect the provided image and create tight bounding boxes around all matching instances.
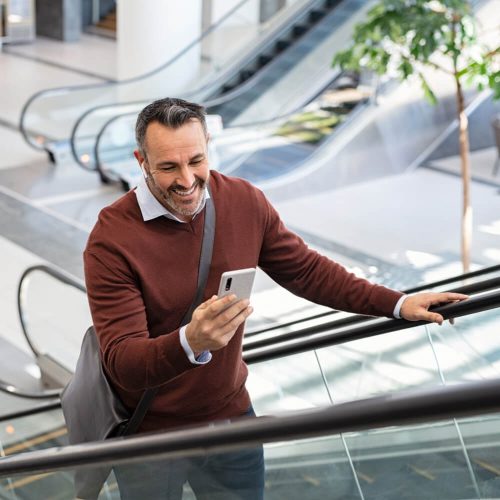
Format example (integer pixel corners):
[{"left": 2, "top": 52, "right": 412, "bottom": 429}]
[
  {"left": 239, "top": 69, "right": 254, "bottom": 83},
  {"left": 221, "top": 84, "right": 235, "bottom": 94},
  {"left": 274, "top": 39, "right": 291, "bottom": 54},
  {"left": 258, "top": 54, "right": 272, "bottom": 68},
  {"left": 292, "top": 24, "right": 308, "bottom": 38},
  {"left": 324, "top": 0, "right": 340, "bottom": 8},
  {"left": 308, "top": 9, "right": 326, "bottom": 23}
]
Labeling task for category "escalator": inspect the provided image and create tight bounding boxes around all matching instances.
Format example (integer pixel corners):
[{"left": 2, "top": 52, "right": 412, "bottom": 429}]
[
  {"left": 19, "top": 0, "right": 344, "bottom": 167},
  {"left": 79, "top": 0, "right": 375, "bottom": 188},
  {"left": 66, "top": 0, "right": 374, "bottom": 190},
  {"left": 92, "top": 0, "right": 498, "bottom": 195},
  {"left": 204, "top": 0, "right": 367, "bottom": 125},
  {"left": 0, "top": 264, "right": 499, "bottom": 498}
]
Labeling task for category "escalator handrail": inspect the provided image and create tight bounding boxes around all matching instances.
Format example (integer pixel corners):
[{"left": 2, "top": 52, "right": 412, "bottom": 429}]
[
  {"left": 1, "top": 374, "right": 500, "bottom": 476},
  {"left": 244, "top": 287, "right": 500, "bottom": 364},
  {"left": 20, "top": 0, "right": 321, "bottom": 151},
  {"left": 17, "top": 264, "right": 85, "bottom": 359},
  {"left": 244, "top": 273, "right": 500, "bottom": 351},
  {"left": 246, "top": 264, "right": 500, "bottom": 337},
  {"left": 0, "top": 379, "right": 60, "bottom": 401},
  {"left": 5, "top": 271, "right": 499, "bottom": 422},
  {"left": 0, "top": 401, "right": 62, "bottom": 424},
  {"left": 15, "top": 263, "right": 500, "bottom": 364}
]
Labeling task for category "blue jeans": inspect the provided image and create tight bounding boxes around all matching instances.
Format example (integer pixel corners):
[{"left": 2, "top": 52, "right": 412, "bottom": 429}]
[{"left": 114, "top": 408, "right": 264, "bottom": 500}]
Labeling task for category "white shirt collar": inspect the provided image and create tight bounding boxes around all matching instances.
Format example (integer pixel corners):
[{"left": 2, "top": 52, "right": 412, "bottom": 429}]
[{"left": 135, "top": 175, "right": 209, "bottom": 223}]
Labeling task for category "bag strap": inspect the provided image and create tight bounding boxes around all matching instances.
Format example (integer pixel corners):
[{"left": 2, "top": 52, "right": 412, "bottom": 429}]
[{"left": 122, "top": 189, "right": 216, "bottom": 436}]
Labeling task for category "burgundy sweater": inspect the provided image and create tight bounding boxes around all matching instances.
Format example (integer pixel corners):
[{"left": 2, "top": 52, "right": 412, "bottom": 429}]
[{"left": 84, "top": 171, "right": 402, "bottom": 432}]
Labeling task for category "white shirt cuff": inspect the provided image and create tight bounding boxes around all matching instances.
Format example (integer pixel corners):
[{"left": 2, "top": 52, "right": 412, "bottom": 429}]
[
  {"left": 179, "top": 325, "right": 212, "bottom": 365},
  {"left": 393, "top": 295, "right": 408, "bottom": 319}
]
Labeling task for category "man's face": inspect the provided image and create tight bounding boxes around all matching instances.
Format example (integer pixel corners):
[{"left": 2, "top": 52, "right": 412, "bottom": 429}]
[{"left": 135, "top": 119, "right": 210, "bottom": 222}]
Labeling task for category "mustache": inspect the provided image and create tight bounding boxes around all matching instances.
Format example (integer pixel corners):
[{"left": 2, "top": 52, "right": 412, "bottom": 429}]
[{"left": 169, "top": 177, "right": 205, "bottom": 193}]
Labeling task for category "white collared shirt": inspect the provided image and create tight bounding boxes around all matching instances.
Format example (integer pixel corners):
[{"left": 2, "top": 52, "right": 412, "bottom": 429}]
[
  {"left": 135, "top": 176, "right": 212, "bottom": 365},
  {"left": 135, "top": 174, "right": 210, "bottom": 222}
]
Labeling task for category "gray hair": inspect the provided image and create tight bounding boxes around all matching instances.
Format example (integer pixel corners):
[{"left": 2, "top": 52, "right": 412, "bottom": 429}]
[{"left": 135, "top": 97, "right": 208, "bottom": 157}]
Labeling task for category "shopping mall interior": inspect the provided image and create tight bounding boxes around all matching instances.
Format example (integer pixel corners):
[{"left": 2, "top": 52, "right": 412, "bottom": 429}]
[{"left": 0, "top": 0, "right": 500, "bottom": 498}]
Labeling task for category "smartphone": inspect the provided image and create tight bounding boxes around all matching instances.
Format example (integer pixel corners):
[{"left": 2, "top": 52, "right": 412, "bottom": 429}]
[{"left": 217, "top": 268, "right": 256, "bottom": 302}]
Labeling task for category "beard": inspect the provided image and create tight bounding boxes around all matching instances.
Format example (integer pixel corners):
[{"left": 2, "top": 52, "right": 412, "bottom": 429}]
[{"left": 150, "top": 174, "right": 208, "bottom": 219}]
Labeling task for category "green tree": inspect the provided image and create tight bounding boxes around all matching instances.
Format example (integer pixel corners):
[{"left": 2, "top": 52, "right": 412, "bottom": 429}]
[{"left": 333, "top": 0, "right": 499, "bottom": 272}]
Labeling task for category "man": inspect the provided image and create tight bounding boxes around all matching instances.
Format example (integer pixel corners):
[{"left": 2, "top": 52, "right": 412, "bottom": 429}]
[{"left": 84, "top": 97, "right": 467, "bottom": 499}]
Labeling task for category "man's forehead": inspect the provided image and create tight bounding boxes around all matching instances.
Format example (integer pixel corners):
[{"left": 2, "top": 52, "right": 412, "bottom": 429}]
[{"left": 144, "top": 120, "right": 207, "bottom": 158}]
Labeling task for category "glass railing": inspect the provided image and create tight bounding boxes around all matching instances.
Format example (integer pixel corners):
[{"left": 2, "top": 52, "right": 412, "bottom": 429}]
[
  {"left": 2, "top": 376, "right": 500, "bottom": 499},
  {"left": 20, "top": 0, "right": 317, "bottom": 155}
]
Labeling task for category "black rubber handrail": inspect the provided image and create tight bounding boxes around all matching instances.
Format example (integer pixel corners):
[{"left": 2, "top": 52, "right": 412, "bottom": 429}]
[
  {"left": 0, "top": 401, "right": 62, "bottom": 424},
  {"left": 14, "top": 263, "right": 500, "bottom": 363},
  {"left": 16, "top": 263, "right": 500, "bottom": 360},
  {"left": 20, "top": 0, "right": 322, "bottom": 153},
  {"left": 245, "top": 263, "right": 500, "bottom": 338},
  {"left": 1, "top": 375, "right": 500, "bottom": 476},
  {"left": 244, "top": 273, "right": 500, "bottom": 352},
  {"left": 244, "top": 288, "right": 500, "bottom": 364},
  {"left": 0, "top": 264, "right": 87, "bottom": 401}
]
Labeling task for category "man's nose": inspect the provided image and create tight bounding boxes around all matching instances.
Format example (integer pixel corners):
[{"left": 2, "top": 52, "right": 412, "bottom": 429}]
[{"left": 177, "top": 166, "right": 195, "bottom": 187}]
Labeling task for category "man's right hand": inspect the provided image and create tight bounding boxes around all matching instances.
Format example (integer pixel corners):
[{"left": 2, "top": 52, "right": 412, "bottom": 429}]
[{"left": 185, "top": 294, "right": 253, "bottom": 353}]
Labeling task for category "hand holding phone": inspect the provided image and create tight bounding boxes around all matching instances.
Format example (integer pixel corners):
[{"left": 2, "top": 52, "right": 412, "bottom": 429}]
[
  {"left": 185, "top": 268, "right": 256, "bottom": 353},
  {"left": 217, "top": 268, "right": 256, "bottom": 302}
]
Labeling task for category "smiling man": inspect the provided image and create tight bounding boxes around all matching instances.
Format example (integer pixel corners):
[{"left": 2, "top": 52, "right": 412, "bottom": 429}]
[
  {"left": 135, "top": 119, "right": 209, "bottom": 221},
  {"left": 83, "top": 97, "right": 467, "bottom": 500}
]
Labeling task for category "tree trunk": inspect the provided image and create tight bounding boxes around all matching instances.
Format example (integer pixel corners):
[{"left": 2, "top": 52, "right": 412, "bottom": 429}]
[{"left": 455, "top": 75, "right": 471, "bottom": 273}]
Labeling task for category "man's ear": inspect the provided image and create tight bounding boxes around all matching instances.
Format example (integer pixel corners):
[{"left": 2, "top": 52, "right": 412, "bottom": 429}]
[{"left": 133, "top": 150, "right": 144, "bottom": 165}]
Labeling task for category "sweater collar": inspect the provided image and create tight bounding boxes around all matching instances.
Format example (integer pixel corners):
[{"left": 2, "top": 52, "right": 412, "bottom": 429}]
[{"left": 135, "top": 175, "right": 209, "bottom": 223}]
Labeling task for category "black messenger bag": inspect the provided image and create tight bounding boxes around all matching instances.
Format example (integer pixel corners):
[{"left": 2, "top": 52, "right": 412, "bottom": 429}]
[{"left": 61, "top": 194, "right": 215, "bottom": 499}]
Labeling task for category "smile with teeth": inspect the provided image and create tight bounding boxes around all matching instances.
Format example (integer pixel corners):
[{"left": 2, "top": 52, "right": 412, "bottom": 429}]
[{"left": 171, "top": 184, "right": 197, "bottom": 197}]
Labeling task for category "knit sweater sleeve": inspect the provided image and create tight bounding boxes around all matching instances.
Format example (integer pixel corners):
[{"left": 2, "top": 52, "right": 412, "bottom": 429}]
[
  {"left": 257, "top": 195, "right": 402, "bottom": 317},
  {"left": 84, "top": 249, "right": 198, "bottom": 392}
]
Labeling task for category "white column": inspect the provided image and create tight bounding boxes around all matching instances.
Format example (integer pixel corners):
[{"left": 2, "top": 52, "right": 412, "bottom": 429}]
[{"left": 116, "top": 0, "right": 202, "bottom": 99}]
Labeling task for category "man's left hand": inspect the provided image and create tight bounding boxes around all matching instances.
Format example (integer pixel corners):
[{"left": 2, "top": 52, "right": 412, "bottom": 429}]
[{"left": 400, "top": 292, "right": 469, "bottom": 325}]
